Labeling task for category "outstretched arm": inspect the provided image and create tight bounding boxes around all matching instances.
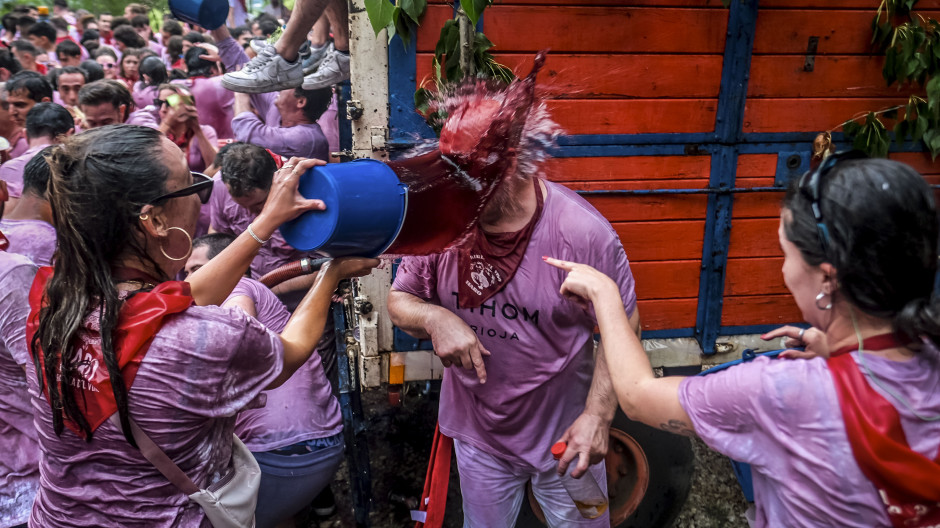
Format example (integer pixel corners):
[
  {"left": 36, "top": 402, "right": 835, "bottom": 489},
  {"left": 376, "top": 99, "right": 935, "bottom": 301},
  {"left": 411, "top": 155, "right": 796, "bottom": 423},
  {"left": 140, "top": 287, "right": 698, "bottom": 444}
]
[{"left": 545, "top": 257, "right": 696, "bottom": 438}]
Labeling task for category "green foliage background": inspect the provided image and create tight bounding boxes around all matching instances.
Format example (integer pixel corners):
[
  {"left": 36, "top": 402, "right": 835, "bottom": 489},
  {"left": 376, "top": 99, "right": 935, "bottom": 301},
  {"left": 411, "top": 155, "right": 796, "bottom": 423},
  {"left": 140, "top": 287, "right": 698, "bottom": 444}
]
[{"left": 0, "top": 0, "right": 167, "bottom": 19}]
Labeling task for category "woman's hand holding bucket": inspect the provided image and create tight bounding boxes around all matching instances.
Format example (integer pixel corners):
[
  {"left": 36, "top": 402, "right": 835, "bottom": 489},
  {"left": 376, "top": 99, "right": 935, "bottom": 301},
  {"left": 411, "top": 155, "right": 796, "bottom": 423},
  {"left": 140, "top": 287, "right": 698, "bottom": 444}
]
[{"left": 252, "top": 157, "right": 328, "bottom": 241}]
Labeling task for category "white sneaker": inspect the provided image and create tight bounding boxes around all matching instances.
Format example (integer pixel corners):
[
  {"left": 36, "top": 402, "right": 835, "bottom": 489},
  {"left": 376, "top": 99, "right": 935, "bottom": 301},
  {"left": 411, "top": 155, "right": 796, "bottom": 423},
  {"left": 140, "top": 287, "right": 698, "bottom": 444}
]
[
  {"left": 303, "top": 42, "right": 332, "bottom": 75},
  {"left": 248, "top": 38, "right": 272, "bottom": 55},
  {"left": 222, "top": 46, "right": 303, "bottom": 94},
  {"left": 301, "top": 48, "right": 349, "bottom": 90}
]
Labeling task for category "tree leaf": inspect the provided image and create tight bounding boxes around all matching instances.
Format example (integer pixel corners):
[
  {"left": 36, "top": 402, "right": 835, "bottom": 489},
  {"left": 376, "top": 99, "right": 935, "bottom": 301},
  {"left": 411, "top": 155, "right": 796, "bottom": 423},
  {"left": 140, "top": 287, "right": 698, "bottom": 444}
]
[
  {"left": 435, "top": 19, "right": 458, "bottom": 59},
  {"left": 364, "top": 0, "right": 396, "bottom": 36},
  {"left": 400, "top": 0, "right": 427, "bottom": 25},
  {"left": 462, "top": 0, "right": 490, "bottom": 27},
  {"left": 843, "top": 120, "right": 862, "bottom": 138},
  {"left": 414, "top": 87, "right": 433, "bottom": 114},
  {"left": 392, "top": 7, "right": 412, "bottom": 48},
  {"left": 913, "top": 114, "right": 929, "bottom": 143},
  {"left": 895, "top": 119, "right": 910, "bottom": 147}
]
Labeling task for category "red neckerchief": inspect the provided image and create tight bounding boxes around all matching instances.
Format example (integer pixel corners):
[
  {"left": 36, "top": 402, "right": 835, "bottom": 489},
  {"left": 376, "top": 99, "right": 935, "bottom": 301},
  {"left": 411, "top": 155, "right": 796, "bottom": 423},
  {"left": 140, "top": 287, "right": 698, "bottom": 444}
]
[
  {"left": 165, "top": 128, "right": 194, "bottom": 149},
  {"left": 0, "top": 230, "right": 7, "bottom": 251},
  {"left": 100, "top": 30, "right": 113, "bottom": 45},
  {"left": 457, "top": 178, "right": 543, "bottom": 309},
  {"left": 266, "top": 149, "right": 284, "bottom": 168},
  {"left": 828, "top": 334, "right": 940, "bottom": 527},
  {"left": 26, "top": 266, "right": 194, "bottom": 438}
]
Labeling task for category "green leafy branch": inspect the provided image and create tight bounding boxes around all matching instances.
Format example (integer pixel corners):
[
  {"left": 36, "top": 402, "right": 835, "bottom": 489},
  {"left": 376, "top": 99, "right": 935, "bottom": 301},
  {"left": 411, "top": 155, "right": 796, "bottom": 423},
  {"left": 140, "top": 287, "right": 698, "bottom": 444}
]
[
  {"left": 845, "top": 0, "right": 940, "bottom": 158},
  {"left": 364, "top": 0, "right": 514, "bottom": 135}
]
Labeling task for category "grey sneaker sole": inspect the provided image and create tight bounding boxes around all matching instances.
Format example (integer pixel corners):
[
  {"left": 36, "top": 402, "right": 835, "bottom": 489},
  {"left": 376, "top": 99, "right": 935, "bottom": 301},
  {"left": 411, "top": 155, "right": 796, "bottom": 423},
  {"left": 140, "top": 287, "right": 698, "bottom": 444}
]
[
  {"left": 221, "top": 74, "right": 303, "bottom": 93},
  {"left": 302, "top": 70, "right": 350, "bottom": 90}
]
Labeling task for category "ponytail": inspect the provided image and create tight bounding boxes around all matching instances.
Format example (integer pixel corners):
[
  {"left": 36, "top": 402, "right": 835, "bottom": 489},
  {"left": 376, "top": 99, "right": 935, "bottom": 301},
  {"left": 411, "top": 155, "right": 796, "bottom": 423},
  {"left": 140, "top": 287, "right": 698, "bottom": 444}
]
[{"left": 895, "top": 296, "right": 940, "bottom": 347}]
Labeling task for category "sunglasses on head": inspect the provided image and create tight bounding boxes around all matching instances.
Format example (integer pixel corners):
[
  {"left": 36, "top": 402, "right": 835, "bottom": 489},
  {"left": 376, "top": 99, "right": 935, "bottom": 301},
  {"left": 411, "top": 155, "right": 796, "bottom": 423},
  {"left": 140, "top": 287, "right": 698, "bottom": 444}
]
[
  {"left": 147, "top": 172, "right": 213, "bottom": 206},
  {"left": 797, "top": 150, "right": 868, "bottom": 255}
]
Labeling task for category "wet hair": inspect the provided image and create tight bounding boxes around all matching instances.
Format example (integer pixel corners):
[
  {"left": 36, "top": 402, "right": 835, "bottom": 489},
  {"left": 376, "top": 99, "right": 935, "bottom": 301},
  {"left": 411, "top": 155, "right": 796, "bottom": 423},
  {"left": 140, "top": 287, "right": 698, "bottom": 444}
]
[
  {"left": 1, "top": 13, "right": 19, "bottom": 33},
  {"left": 50, "top": 16, "right": 69, "bottom": 33},
  {"left": 183, "top": 31, "right": 205, "bottom": 44},
  {"left": 0, "top": 48, "right": 22, "bottom": 75},
  {"left": 25, "top": 102, "right": 73, "bottom": 139},
  {"left": 55, "top": 39, "right": 81, "bottom": 59},
  {"left": 162, "top": 19, "right": 183, "bottom": 37},
  {"left": 110, "top": 16, "right": 129, "bottom": 30},
  {"left": 7, "top": 70, "right": 53, "bottom": 102},
  {"left": 782, "top": 158, "right": 940, "bottom": 346},
  {"left": 16, "top": 16, "right": 36, "bottom": 34},
  {"left": 11, "top": 39, "right": 39, "bottom": 58},
  {"left": 130, "top": 14, "right": 150, "bottom": 30},
  {"left": 53, "top": 0, "right": 68, "bottom": 9},
  {"left": 126, "top": 3, "right": 148, "bottom": 16},
  {"left": 77, "top": 79, "right": 133, "bottom": 111},
  {"left": 81, "top": 39, "right": 99, "bottom": 55},
  {"left": 220, "top": 142, "right": 276, "bottom": 197},
  {"left": 138, "top": 55, "right": 167, "bottom": 87},
  {"left": 193, "top": 232, "right": 236, "bottom": 260},
  {"left": 257, "top": 19, "right": 278, "bottom": 38},
  {"left": 231, "top": 25, "right": 249, "bottom": 41},
  {"left": 113, "top": 25, "right": 144, "bottom": 48},
  {"left": 32, "top": 124, "right": 169, "bottom": 445},
  {"left": 49, "top": 65, "right": 86, "bottom": 89},
  {"left": 294, "top": 86, "right": 332, "bottom": 123},
  {"left": 81, "top": 27, "right": 99, "bottom": 44},
  {"left": 166, "top": 35, "right": 183, "bottom": 61},
  {"left": 22, "top": 145, "right": 54, "bottom": 196},
  {"left": 25, "top": 21, "right": 55, "bottom": 43},
  {"left": 93, "top": 46, "right": 117, "bottom": 61},
  {"left": 184, "top": 46, "right": 217, "bottom": 77},
  {"left": 78, "top": 59, "right": 104, "bottom": 82}
]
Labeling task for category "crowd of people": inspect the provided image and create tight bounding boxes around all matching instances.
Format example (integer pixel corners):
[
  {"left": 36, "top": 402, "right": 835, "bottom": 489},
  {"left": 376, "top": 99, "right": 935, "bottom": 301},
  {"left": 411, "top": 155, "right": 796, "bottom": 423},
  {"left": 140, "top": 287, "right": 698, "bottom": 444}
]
[{"left": 0, "top": 1, "right": 938, "bottom": 528}]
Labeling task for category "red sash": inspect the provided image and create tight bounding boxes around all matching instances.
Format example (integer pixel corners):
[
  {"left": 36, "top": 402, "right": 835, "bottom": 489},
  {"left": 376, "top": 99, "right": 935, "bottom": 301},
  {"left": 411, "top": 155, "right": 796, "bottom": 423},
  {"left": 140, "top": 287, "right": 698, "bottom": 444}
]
[
  {"left": 828, "top": 335, "right": 940, "bottom": 527},
  {"left": 456, "top": 178, "right": 543, "bottom": 309},
  {"left": 26, "top": 266, "right": 194, "bottom": 438},
  {"left": 0, "top": 231, "right": 8, "bottom": 252}
]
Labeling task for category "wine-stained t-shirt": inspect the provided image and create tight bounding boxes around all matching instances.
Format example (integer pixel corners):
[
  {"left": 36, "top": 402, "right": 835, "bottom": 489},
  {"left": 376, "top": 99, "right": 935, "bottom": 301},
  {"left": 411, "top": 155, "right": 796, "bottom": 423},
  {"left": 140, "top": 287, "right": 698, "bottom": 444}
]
[
  {"left": 227, "top": 277, "right": 342, "bottom": 451},
  {"left": 393, "top": 180, "right": 637, "bottom": 470},
  {"left": 27, "top": 304, "right": 283, "bottom": 527},
  {"left": 0, "top": 252, "right": 38, "bottom": 528},
  {"left": 0, "top": 218, "right": 56, "bottom": 266},
  {"left": 679, "top": 350, "right": 940, "bottom": 528}
]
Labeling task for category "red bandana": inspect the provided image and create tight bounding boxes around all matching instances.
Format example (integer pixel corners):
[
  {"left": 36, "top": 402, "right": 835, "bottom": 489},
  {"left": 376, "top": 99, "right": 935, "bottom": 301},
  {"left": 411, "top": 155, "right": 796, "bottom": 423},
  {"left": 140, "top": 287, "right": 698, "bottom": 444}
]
[
  {"left": 26, "top": 267, "right": 194, "bottom": 438},
  {"left": 265, "top": 149, "right": 284, "bottom": 169},
  {"left": 828, "top": 334, "right": 940, "bottom": 527},
  {"left": 457, "top": 178, "right": 543, "bottom": 309}
]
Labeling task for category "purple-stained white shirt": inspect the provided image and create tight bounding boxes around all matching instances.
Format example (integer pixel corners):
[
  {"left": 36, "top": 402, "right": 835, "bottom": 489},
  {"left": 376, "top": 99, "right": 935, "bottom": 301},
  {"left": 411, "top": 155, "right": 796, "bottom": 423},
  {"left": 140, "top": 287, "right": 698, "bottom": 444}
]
[
  {"left": 131, "top": 82, "right": 158, "bottom": 115},
  {"left": 172, "top": 77, "right": 235, "bottom": 140},
  {"left": 679, "top": 349, "right": 940, "bottom": 528},
  {"left": 393, "top": 180, "right": 637, "bottom": 471},
  {"left": 226, "top": 277, "right": 342, "bottom": 451},
  {"left": 8, "top": 134, "right": 28, "bottom": 159},
  {"left": 217, "top": 37, "right": 331, "bottom": 160},
  {"left": 0, "top": 143, "right": 49, "bottom": 198},
  {"left": 0, "top": 218, "right": 56, "bottom": 266},
  {"left": 27, "top": 303, "right": 284, "bottom": 527},
  {"left": 0, "top": 252, "right": 38, "bottom": 528},
  {"left": 208, "top": 178, "right": 308, "bottom": 278}
]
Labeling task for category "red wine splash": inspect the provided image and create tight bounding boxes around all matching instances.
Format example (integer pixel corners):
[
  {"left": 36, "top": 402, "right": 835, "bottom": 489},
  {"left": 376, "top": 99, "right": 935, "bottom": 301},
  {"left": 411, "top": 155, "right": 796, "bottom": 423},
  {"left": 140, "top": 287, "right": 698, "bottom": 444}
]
[{"left": 384, "top": 52, "right": 548, "bottom": 256}]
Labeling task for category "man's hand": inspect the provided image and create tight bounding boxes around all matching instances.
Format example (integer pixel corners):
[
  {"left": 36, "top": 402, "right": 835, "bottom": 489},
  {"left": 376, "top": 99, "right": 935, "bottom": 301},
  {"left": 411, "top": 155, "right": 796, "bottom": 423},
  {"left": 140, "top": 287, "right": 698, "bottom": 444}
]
[
  {"left": 555, "top": 413, "right": 609, "bottom": 479},
  {"left": 427, "top": 309, "right": 491, "bottom": 384}
]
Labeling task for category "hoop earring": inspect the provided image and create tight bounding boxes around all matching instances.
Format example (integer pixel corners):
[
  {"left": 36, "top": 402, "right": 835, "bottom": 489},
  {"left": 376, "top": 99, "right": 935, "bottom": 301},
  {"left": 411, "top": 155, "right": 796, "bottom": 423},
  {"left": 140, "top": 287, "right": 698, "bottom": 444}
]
[
  {"left": 160, "top": 226, "right": 193, "bottom": 262},
  {"left": 815, "top": 291, "right": 832, "bottom": 311}
]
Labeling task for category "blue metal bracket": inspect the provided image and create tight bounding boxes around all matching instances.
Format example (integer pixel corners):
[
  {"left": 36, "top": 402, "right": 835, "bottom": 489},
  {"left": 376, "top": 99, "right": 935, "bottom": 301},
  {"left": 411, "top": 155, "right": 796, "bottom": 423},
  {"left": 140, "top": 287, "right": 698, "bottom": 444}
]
[
  {"left": 774, "top": 150, "right": 811, "bottom": 187},
  {"left": 694, "top": 0, "right": 760, "bottom": 355}
]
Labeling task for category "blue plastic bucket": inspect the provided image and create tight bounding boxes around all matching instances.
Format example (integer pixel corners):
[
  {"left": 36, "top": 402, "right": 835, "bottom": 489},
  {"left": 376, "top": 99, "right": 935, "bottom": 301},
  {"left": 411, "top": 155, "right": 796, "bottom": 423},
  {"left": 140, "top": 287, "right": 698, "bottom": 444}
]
[
  {"left": 279, "top": 159, "right": 407, "bottom": 258},
  {"left": 168, "top": 0, "right": 229, "bottom": 30}
]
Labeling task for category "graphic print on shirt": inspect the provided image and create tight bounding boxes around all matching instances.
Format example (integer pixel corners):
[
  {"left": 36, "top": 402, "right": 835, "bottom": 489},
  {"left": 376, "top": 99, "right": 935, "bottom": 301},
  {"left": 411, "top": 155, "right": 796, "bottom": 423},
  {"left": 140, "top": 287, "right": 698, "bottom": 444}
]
[
  {"left": 62, "top": 335, "right": 100, "bottom": 393},
  {"left": 466, "top": 253, "right": 502, "bottom": 294},
  {"left": 450, "top": 291, "right": 541, "bottom": 341}
]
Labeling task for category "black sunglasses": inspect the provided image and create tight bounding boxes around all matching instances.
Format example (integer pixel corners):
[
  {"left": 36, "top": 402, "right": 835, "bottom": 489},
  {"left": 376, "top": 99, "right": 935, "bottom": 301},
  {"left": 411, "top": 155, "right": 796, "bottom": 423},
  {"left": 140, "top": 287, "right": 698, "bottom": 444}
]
[
  {"left": 153, "top": 98, "right": 169, "bottom": 108},
  {"left": 797, "top": 150, "right": 867, "bottom": 255},
  {"left": 147, "top": 172, "right": 213, "bottom": 206}
]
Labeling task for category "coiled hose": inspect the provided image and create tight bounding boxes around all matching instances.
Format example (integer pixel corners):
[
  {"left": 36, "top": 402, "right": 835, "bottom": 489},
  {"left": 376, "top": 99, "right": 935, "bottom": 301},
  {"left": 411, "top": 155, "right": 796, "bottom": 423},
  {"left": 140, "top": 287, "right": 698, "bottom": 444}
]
[{"left": 259, "top": 257, "right": 331, "bottom": 288}]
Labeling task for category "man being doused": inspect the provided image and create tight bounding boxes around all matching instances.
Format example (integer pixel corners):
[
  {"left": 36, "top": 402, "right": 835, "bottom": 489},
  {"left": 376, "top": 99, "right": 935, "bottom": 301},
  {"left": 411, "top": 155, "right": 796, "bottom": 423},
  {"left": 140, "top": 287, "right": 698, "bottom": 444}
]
[{"left": 388, "top": 72, "right": 641, "bottom": 526}]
